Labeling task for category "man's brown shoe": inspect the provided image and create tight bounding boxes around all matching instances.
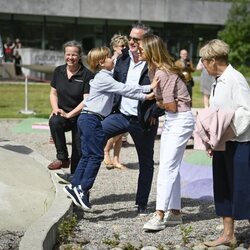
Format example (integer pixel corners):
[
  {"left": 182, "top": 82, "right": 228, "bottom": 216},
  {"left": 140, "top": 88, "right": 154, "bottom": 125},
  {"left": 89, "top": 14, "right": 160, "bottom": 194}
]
[{"left": 48, "top": 159, "right": 70, "bottom": 170}]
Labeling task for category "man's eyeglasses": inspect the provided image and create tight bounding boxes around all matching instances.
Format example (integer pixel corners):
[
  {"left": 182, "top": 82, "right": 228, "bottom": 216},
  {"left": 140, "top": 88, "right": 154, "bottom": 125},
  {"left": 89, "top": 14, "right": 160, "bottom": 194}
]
[{"left": 128, "top": 36, "right": 141, "bottom": 43}]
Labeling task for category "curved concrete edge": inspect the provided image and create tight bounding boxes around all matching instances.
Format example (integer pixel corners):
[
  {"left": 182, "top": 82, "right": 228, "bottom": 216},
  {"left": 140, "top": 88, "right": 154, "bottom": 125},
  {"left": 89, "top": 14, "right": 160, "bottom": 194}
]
[{"left": 17, "top": 148, "right": 73, "bottom": 250}]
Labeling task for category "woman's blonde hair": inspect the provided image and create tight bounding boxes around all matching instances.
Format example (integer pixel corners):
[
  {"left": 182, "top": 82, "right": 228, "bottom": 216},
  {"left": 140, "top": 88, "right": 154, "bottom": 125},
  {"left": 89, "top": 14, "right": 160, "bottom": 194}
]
[
  {"left": 141, "top": 34, "right": 185, "bottom": 80},
  {"left": 87, "top": 47, "right": 111, "bottom": 72},
  {"left": 110, "top": 34, "right": 128, "bottom": 48},
  {"left": 199, "top": 39, "right": 229, "bottom": 62}
]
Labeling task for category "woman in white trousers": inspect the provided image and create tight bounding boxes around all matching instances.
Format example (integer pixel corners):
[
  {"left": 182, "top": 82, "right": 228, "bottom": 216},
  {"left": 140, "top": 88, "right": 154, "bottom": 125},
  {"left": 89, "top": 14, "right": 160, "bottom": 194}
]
[{"left": 138, "top": 34, "right": 194, "bottom": 231}]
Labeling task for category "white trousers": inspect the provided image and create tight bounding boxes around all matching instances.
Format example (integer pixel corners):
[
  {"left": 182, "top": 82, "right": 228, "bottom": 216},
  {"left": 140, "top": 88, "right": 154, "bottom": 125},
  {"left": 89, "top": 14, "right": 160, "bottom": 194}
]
[{"left": 156, "top": 111, "right": 194, "bottom": 211}]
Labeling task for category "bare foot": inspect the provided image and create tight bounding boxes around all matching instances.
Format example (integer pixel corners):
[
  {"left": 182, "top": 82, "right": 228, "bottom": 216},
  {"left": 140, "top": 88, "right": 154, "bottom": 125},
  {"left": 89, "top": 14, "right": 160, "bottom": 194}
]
[
  {"left": 113, "top": 163, "right": 127, "bottom": 170},
  {"left": 204, "top": 235, "right": 237, "bottom": 247},
  {"left": 104, "top": 153, "right": 113, "bottom": 166}
]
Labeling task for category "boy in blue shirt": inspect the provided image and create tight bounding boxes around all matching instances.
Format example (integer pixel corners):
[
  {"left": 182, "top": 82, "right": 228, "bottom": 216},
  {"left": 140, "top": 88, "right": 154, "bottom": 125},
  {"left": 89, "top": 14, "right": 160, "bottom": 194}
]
[{"left": 63, "top": 47, "right": 158, "bottom": 209}]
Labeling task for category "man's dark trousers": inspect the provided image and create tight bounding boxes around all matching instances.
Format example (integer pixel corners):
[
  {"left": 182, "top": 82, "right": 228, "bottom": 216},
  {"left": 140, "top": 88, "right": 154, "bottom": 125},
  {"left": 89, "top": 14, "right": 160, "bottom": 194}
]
[{"left": 102, "top": 113, "right": 158, "bottom": 207}]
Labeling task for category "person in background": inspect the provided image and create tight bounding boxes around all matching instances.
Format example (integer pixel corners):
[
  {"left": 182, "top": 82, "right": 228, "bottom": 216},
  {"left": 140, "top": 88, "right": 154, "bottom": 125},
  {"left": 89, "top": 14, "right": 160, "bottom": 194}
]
[
  {"left": 138, "top": 34, "right": 194, "bottom": 231},
  {"left": 199, "top": 39, "right": 250, "bottom": 247},
  {"left": 101, "top": 22, "right": 164, "bottom": 215},
  {"left": 3, "top": 37, "right": 15, "bottom": 63},
  {"left": 104, "top": 34, "right": 129, "bottom": 170},
  {"left": 15, "top": 38, "right": 22, "bottom": 49},
  {"left": 175, "top": 49, "right": 195, "bottom": 105},
  {"left": 63, "top": 46, "right": 157, "bottom": 210},
  {"left": 14, "top": 50, "right": 22, "bottom": 76},
  {"left": 48, "top": 40, "right": 94, "bottom": 184},
  {"left": 196, "top": 58, "right": 214, "bottom": 108}
]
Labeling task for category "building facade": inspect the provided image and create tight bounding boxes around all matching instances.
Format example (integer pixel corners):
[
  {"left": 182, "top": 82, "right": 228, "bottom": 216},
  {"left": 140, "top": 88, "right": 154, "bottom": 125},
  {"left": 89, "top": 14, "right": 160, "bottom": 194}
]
[{"left": 0, "top": 0, "right": 231, "bottom": 60}]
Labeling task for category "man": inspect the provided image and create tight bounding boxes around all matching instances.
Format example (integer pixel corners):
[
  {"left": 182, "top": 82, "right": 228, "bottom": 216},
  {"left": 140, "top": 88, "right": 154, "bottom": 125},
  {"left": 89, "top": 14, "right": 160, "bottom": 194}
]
[
  {"left": 48, "top": 40, "right": 94, "bottom": 182},
  {"left": 102, "top": 23, "right": 164, "bottom": 215},
  {"left": 175, "top": 49, "right": 195, "bottom": 104}
]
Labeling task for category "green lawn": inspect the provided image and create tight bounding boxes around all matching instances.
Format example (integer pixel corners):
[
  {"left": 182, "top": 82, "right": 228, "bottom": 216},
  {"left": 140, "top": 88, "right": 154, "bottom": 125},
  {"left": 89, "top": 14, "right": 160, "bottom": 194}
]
[
  {"left": 192, "top": 80, "right": 203, "bottom": 108},
  {"left": 0, "top": 83, "right": 51, "bottom": 119},
  {"left": 0, "top": 81, "right": 204, "bottom": 119}
]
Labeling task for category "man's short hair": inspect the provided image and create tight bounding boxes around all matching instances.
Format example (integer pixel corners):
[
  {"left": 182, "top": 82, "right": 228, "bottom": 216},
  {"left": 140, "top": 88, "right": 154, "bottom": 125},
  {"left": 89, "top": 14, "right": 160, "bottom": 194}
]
[{"left": 132, "top": 22, "right": 153, "bottom": 36}]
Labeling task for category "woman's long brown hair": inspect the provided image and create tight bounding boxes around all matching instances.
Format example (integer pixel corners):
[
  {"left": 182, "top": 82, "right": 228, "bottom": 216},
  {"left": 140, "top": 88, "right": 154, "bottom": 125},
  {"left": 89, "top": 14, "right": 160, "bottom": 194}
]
[{"left": 142, "top": 34, "right": 185, "bottom": 82}]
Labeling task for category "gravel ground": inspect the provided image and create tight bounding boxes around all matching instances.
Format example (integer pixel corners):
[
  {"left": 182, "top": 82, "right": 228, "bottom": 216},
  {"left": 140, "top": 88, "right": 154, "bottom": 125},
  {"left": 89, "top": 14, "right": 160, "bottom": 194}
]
[{"left": 0, "top": 119, "right": 249, "bottom": 250}]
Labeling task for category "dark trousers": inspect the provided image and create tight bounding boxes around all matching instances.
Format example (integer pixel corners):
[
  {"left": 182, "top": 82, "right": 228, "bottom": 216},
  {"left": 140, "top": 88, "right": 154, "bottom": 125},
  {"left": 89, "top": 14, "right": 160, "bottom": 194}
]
[
  {"left": 102, "top": 113, "right": 158, "bottom": 207},
  {"left": 49, "top": 114, "right": 81, "bottom": 174},
  {"left": 71, "top": 113, "right": 105, "bottom": 191},
  {"left": 213, "top": 141, "right": 250, "bottom": 220},
  {"left": 186, "top": 84, "right": 193, "bottom": 107}
]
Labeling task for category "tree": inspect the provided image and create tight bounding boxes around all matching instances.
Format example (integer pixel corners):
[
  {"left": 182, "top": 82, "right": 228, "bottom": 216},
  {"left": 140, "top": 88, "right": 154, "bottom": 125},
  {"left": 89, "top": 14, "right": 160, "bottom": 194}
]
[{"left": 218, "top": 0, "right": 250, "bottom": 67}]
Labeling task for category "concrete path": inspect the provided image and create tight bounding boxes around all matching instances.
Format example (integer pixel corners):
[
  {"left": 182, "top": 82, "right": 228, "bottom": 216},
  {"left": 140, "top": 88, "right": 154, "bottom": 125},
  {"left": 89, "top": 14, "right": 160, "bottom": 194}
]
[
  {"left": 0, "top": 141, "right": 54, "bottom": 231},
  {"left": 0, "top": 138, "right": 72, "bottom": 250}
]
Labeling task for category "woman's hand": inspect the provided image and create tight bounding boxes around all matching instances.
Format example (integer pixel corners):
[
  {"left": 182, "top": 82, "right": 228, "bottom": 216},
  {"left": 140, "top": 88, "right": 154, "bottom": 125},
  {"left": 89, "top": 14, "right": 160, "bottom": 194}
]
[
  {"left": 60, "top": 110, "right": 71, "bottom": 119},
  {"left": 150, "top": 76, "right": 160, "bottom": 90},
  {"left": 156, "top": 100, "right": 165, "bottom": 109},
  {"left": 52, "top": 108, "right": 71, "bottom": 119},
  {"left": 163, "top": 101, "right": 177, "bottom": 113},
  {"left": 156, "top": 100, "right": 177, "bottom": 113},
  {"left": 207, "top": 148, "right": 213, "bottom": 158},
  {"left": 52, "top": 108, "right": 62, "bottom": 115}
]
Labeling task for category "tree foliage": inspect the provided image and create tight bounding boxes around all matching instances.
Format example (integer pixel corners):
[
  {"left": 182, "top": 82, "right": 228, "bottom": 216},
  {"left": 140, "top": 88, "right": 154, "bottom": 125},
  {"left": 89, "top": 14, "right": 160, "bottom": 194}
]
[{"left": 218, "top": 0, "right": 250, "bottom": 67}]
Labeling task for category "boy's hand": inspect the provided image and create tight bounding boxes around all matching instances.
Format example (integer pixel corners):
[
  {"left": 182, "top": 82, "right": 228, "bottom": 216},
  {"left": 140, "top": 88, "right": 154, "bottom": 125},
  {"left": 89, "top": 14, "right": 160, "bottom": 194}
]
[
  {"left": 145, "top": 92, "right": 155, "bottom": 100},
  {"left": 150, "top": 76, "right": 160, "bottom": 90}
]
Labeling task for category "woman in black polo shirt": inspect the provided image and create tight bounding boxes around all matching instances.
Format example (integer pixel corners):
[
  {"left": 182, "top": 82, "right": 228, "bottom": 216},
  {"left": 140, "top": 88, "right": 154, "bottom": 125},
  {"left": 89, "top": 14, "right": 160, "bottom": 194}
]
[{"left": 48, "top": 40, "right": 94, "bottom": 179}]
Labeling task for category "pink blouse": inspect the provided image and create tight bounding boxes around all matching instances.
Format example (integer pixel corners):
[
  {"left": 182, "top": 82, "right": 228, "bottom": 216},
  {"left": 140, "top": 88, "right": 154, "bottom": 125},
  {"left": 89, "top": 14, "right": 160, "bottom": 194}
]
[{"left": 151, "top": 69, "right": 191, "bottom": 112}]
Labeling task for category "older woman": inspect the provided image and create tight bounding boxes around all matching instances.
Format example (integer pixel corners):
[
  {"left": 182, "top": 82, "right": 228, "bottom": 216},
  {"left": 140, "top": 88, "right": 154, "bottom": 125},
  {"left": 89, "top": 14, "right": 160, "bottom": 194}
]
[
  {"left": 200, "top": 39, "right": 250, "bottom": 247},
  {"left": 48, "top": 40, "right": 94, "bottom": 179}
]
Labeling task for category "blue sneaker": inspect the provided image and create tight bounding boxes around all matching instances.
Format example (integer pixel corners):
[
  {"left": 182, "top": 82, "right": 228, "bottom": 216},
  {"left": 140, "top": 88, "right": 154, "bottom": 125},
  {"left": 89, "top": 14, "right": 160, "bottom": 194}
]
[
  {"left": 73, "top": 185, "right": 92, "bottom": 210},
  {"left": 63, "top": 184, "right": 81, "bottom": 207}
]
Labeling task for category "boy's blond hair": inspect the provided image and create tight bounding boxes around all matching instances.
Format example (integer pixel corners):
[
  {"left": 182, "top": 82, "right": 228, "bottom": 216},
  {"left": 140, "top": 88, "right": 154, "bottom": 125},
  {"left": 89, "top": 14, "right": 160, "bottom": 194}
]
[{"left": 87, "top": 47, "right": 111, "bottom": 72}]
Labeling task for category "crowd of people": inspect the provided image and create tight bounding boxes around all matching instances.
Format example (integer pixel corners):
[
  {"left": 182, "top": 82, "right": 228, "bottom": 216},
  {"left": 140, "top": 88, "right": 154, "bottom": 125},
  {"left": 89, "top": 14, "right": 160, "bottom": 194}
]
[{"left": 47, "top": 22, "right": 249, "bottom": 248}]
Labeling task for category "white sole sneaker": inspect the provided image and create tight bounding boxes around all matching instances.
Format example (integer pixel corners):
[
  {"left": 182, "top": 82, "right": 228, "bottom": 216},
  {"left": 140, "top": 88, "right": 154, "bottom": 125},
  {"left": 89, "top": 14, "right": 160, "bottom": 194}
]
[
  {"left": 143, "top": 223, "right": 166, "bottom": 231},
  {"left": 55, "top": 172, "right": 72, "bottom": 184},
  {"left": 63, "top": 185, "right": 81, "bottom": 207},
  {"left": 143, "top": 213, "right": 166, "bottom": 231},
  {"left": 164, "top": 211, "right": 183, "bottom": 225},
  {"left": 73, "top": 186, "right": 91, "bottom": 210}
]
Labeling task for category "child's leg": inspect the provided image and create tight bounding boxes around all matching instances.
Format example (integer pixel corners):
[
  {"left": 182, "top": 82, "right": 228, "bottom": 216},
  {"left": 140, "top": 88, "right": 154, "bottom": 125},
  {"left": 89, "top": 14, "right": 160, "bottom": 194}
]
[
  {"left": 71, "top": 114, "right": 87, "bottom": 187},
  {"left": 79, "top": 114, "right": 106, "bottom": 192}
]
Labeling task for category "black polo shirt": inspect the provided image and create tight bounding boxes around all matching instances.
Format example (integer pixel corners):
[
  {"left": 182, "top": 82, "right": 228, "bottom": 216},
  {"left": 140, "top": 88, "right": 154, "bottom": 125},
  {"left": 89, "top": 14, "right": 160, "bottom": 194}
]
[{"left": 51, "top": 64, "right": 94, "bottom": 112}]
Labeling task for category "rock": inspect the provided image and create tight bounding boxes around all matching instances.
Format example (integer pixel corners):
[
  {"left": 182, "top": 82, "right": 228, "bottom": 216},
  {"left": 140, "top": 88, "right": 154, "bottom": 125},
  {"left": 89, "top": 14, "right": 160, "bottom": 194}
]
[{"left": 141, "top": 246, "right": 159, "bottom": 250}]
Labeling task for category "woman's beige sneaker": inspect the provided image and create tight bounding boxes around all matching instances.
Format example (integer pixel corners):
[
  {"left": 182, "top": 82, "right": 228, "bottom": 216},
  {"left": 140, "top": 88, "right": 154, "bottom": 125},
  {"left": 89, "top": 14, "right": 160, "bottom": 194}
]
[
  {"left": 143, "top": 213, "right": 166, "bottom": 231},
  {"left": 164, "top": 211, "right": 183, "bottom": 225}
]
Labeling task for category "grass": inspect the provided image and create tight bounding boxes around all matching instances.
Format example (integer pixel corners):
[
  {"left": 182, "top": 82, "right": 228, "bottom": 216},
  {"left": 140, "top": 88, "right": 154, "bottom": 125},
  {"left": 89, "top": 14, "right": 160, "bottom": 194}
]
[
  {"left": 192, "top": 80, "right": 203, "bottom": 108},
  {"left": 0, "top": 82, "right": 51, "bottom": 119},
  {"left": 0, "top": 80, "right": 204, "bottom": 119}
]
